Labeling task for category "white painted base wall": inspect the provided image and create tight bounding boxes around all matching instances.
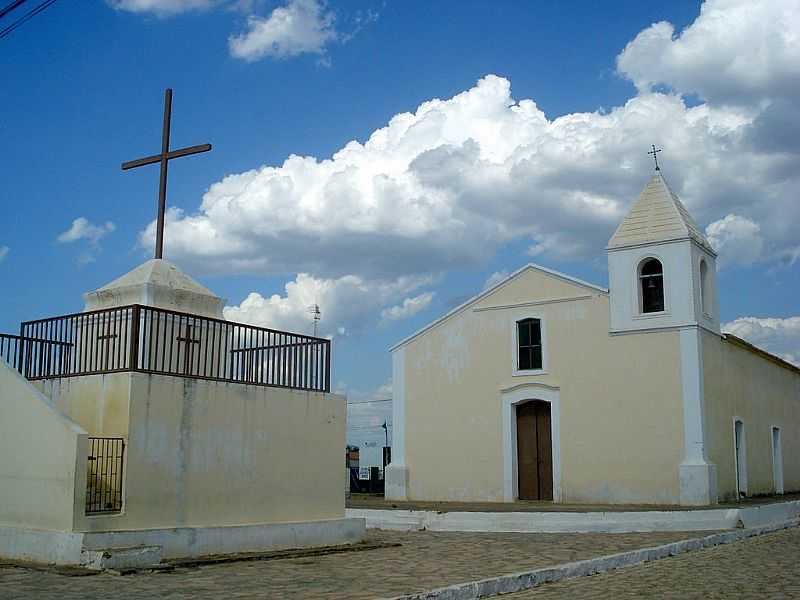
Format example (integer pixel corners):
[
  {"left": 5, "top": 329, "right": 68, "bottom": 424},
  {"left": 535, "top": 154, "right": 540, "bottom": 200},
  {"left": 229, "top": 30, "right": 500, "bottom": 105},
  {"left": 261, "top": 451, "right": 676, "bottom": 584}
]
[
  {"left": 679, "top": 462, "right": 718, "bottom": 506},
  {"left": 0, "top": 517, "right": 366, "bottom": 566},
  {"left": 346, "top": 500, "right": 800, "bottom": 533},
  {"left": 346, "top": 508, "right": 738, "bottom": 533},
  {"left": 0, "top": 527, "right": 85, "bottom": 565},
  {"left": 385, "top": 464, "right": 409, "bottom": 500}
]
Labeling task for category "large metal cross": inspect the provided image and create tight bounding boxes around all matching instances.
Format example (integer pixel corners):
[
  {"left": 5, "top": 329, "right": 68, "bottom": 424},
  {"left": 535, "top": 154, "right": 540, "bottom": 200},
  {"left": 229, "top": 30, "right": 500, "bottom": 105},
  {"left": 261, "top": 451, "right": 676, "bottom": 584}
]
[{"left": 122, "top": 89, "right": 212, "bottom": 259}]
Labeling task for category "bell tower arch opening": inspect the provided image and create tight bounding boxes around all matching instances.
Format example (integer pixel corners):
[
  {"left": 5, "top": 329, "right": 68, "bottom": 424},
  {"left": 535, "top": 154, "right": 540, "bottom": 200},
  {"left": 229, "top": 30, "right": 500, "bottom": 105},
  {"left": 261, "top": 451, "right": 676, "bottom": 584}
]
[{"left": 638, "top": 257, "right": 665, "bottom": 314}]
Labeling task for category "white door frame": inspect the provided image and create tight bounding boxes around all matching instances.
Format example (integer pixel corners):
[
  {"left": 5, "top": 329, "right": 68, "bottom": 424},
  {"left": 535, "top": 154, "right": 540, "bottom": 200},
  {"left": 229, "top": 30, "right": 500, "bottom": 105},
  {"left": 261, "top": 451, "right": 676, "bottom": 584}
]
[
  {"left": 733, "top": 417, "right": 747, "bottom": 498},
  {"left": 501, "top": 382, "right": 561, "bottom": 502},
  {"left": 771, "top": 425, "right": 784, "bottom": 495}
]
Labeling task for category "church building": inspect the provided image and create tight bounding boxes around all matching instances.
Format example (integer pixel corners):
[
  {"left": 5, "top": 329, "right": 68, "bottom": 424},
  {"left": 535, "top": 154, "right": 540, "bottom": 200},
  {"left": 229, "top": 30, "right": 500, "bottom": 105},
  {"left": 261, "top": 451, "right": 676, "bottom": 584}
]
[{"left": 385, "top": 169, "right": 800, "bottom": 506}]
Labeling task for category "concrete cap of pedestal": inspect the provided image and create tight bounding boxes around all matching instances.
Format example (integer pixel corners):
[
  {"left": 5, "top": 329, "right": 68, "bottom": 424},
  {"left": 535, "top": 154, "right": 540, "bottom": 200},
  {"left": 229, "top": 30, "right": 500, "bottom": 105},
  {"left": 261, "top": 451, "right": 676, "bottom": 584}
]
[{"left": 83, "top": 259, "right": 225, "bottom": 319}]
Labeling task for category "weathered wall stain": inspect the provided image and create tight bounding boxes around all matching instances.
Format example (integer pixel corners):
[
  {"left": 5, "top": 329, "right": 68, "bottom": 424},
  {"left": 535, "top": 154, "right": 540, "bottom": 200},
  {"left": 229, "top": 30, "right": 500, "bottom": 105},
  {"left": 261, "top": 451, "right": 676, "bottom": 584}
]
[{"left": 37, "top": 372, "right": 346, "bottom": 531}]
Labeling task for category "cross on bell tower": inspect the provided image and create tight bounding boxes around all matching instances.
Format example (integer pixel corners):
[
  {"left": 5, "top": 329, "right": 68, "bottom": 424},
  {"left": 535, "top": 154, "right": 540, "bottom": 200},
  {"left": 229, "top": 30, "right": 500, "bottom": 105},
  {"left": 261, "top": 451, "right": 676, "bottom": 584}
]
[
  {"left": 648, "top": 144, "right": 662, "bottom": 171},
  {"left": 122, "top": 89, "right": 212, "bottom": 260}
]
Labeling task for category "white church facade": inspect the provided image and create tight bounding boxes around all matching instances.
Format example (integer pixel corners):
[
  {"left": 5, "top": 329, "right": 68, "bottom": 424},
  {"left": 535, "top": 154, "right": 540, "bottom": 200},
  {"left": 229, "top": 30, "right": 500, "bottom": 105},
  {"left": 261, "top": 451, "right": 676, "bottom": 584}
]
[{"left": 385, "top": 171, "right": 800, "bottom": 506}]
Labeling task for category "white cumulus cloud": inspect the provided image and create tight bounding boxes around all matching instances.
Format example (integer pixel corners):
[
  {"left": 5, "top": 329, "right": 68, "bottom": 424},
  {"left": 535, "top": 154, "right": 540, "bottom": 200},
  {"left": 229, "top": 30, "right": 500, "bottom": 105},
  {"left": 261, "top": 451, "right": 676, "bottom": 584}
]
[
  {"left": 58, "top": 218, "right": 116, "bottom": 244},
  {"left": 616, "top": 0, "right": 800, "bottom": 106},
  {"left": 57, "top": 218, "right": 116, "bottom": 266},
  {"left": 139, "top": 0, "right": 800, "bottom": 331},
  {"left": 229, "top": 0, "right": 337, "bottom": 61},
  {"left": 705, "top": 214, "right": 764, "bottom": 267},
  {"left": 380, "top": 292, "right": 435, "bottom": 322},
  {"left": 723, "top": 316, "right": 800, "bottom": 366},
  {"left": 0, "top": 246, "right": 8, "bottom": 262},
  {"left": 107, "top": 0, "right": 220, "bottom": 16},
  {"left": 151, "top": 74, "right": 798, "bottom": 279},
  {"left": 223, "top": 273, "right": 431, "bottom": 337}
]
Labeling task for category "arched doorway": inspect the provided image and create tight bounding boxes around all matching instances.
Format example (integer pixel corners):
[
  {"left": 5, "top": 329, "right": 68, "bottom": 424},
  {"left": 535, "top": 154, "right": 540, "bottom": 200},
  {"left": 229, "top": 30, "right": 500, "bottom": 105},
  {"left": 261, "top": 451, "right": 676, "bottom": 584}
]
[{"left": 516, "top": 400, "right": 553, "bottom": 501}]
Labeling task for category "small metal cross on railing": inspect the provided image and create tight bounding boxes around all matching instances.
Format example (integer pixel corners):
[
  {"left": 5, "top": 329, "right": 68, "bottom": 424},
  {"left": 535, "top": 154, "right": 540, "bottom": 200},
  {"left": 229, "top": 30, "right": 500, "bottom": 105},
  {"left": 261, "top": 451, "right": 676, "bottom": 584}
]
[
  {"left": 122, "top": 89, "right": 212, "bottom": 260},
  {"left": 176, "top": 324, "right": 201, "bottom": 375},
  {"left": 648, "top": 144, "right": 662, "bottom": 171},
  {"left": 97, "top": 330, "right": 118, "bottom": 369}
]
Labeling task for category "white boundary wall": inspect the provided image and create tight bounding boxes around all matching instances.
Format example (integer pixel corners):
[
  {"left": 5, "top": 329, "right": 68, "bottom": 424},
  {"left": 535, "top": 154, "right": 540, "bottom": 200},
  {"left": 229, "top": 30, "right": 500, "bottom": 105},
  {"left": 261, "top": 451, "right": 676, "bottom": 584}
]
[
  {"left": 0, "top": 360, "right": 87, "bottom": 534},
  {"left": 0, "top": 517, "right": 366, "bottom": 566}
]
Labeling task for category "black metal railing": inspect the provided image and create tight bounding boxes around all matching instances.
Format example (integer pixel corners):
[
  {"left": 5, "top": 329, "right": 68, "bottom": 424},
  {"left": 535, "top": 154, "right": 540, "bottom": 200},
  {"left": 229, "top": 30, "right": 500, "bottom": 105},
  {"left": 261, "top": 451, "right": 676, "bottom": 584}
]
[
  {"left": 16, "top": 304, "right": 331, "bottom": 392},
  {"left": 0, "top": 333, "right": 21, "bottom": 369},
  {"left": 86, "top": 437, "right": 125, "bottom": 514}
]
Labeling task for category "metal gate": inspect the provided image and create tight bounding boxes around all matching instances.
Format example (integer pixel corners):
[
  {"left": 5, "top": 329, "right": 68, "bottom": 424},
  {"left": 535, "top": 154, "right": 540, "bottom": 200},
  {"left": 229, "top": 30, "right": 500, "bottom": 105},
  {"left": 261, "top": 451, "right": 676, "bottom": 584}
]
[{"left": 86, "top": 437, "right": 125, "bottom": 514}]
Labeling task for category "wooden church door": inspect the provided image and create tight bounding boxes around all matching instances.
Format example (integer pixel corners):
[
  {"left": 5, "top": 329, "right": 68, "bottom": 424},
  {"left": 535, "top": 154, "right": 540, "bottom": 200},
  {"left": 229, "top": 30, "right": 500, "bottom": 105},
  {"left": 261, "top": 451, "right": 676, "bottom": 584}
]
[{"left": 516, "top": 401, "right": 553, "bottom": 501}]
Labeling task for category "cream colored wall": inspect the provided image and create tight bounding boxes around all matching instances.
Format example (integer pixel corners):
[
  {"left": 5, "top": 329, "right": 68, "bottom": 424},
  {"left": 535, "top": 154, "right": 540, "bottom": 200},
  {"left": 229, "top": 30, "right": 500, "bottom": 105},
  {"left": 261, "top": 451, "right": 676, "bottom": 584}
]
[
  {"left": 36, "top": 373, "right": 131, "bottom": 438},
  {"left": 68, "top": 373, "right": 345, "bottom": 532},
  {"left": 401, "top": 267, "right": 685, "bottom": 504},
  {"left": 703, "top": 331, "right": 800, "bottom": 500},
  {"left": 0, "top": 360, "right": 87, "bottom": 531}
]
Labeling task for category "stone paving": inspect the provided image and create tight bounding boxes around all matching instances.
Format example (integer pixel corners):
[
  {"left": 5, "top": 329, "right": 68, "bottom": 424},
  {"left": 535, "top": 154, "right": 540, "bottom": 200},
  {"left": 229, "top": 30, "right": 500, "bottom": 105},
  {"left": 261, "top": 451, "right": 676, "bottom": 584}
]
[
  {"left": 507, "top": 526, "right": 800, "bottom": 599},
  {"left": 0, "top": 530, "right": 700, "bottom": 600}
]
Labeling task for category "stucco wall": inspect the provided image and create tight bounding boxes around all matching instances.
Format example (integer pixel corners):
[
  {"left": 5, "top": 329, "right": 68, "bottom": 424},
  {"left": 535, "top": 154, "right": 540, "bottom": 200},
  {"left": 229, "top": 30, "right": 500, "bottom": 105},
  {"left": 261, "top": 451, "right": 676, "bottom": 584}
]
[
  {"left": 36, "top": 373, "right": 131, "bottom": 438},
  {"left": 398, "top": 267, "right": 685, "bottom": 504},
  {"left": 0, "top": 360, "right": 86, "bottom": 531},
  {"left": 703, "top": 331, "right": 800, "bottom": 500},
  {"left": 55, "top": 373, "right": 347, "bottom": 532}
]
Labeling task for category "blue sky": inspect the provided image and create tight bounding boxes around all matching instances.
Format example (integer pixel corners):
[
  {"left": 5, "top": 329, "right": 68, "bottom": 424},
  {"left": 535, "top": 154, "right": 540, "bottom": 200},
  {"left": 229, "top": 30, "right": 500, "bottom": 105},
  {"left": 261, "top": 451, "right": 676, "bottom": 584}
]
[{"left": 2, "top": 0, "right": 799, "bottom": 447}]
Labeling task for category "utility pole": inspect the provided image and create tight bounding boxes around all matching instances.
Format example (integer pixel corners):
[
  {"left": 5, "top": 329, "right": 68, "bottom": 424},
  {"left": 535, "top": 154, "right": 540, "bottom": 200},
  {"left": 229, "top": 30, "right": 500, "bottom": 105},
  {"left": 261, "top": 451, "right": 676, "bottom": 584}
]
[{"left": 309, "top": 304, "right": 321, "bottom": 337}]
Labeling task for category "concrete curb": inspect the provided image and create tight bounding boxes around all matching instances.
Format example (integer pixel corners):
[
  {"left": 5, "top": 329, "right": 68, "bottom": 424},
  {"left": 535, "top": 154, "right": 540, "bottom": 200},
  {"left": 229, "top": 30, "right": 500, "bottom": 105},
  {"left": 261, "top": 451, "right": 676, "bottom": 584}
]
[
  {"left": 346, "top": 508, "right": 740, "bottom": 533},
  {"left": 80, "top": 545, "right": 162, "bottom": 571},
  {"left": 348, "top": 499, "right": 800, "bottom": 534},
  {"left": 380, "top": 518, "right": 800, "bottom": 600}
]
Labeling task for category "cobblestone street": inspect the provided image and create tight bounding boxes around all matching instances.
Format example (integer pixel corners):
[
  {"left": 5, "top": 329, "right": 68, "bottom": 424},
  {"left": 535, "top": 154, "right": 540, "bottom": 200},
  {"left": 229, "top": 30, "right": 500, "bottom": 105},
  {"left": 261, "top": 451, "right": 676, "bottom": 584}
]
[
  {"left": 2, "top": 527, "right": 799, "bottom": 599},
  {"left": 508, "top": 526, "right": 800, "bottom": 599},
  {"left": 0, "top": 530, "right": 703, "bottom": 600}
]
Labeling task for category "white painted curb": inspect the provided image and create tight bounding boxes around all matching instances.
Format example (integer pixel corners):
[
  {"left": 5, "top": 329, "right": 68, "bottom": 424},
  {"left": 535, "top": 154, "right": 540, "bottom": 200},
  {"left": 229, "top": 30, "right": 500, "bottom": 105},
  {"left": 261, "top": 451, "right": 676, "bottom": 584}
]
[
  {"left": 347, "top": 500, "right": 800, "bottom": 534},
  {"left": 80, "top": 545, "right": 162, "bottom": 570},
  {"left": 346, "top": 508, "right": 739, "bottom": 533},
  {"left": 378, "top": 519, "right": 800, "bottom": 600},
  {"left": 738, "top": 500, "right": 800, "bottom": 528}
]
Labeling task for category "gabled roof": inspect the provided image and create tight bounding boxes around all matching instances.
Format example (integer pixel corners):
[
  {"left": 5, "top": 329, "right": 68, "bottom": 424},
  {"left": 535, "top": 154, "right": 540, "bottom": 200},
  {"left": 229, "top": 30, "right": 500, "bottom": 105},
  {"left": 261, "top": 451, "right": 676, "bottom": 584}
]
[
  {"left": 723, "top": 333, "right": 800, "bottom": 376},
  {"left": 389, "top": 263, "right": 607, "bottom": 352},
  {"left": 608, "top": 171, "right": 714, "bottom": 253}
]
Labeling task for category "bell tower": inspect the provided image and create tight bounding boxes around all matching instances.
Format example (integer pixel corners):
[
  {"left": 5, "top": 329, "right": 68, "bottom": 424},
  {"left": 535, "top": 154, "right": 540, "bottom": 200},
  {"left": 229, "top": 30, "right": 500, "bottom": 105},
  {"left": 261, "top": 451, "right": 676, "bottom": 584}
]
[
  {"left": 607, "top": 163, "right": 719, "bottom": 506},
  {"left": 607, "top": 171, "right": 719, "bottom": 335}
]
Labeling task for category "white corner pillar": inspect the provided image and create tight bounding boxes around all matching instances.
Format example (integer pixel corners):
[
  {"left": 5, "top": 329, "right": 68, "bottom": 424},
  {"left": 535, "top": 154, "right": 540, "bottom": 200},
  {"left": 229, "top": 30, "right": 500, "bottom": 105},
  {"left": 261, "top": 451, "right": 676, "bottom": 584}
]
[
  {"left": 678, "top": 327, "right": 718, "bottom": 505},
  {"left": 384, "top": 347, "right": 408, "bottom": 500}
]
